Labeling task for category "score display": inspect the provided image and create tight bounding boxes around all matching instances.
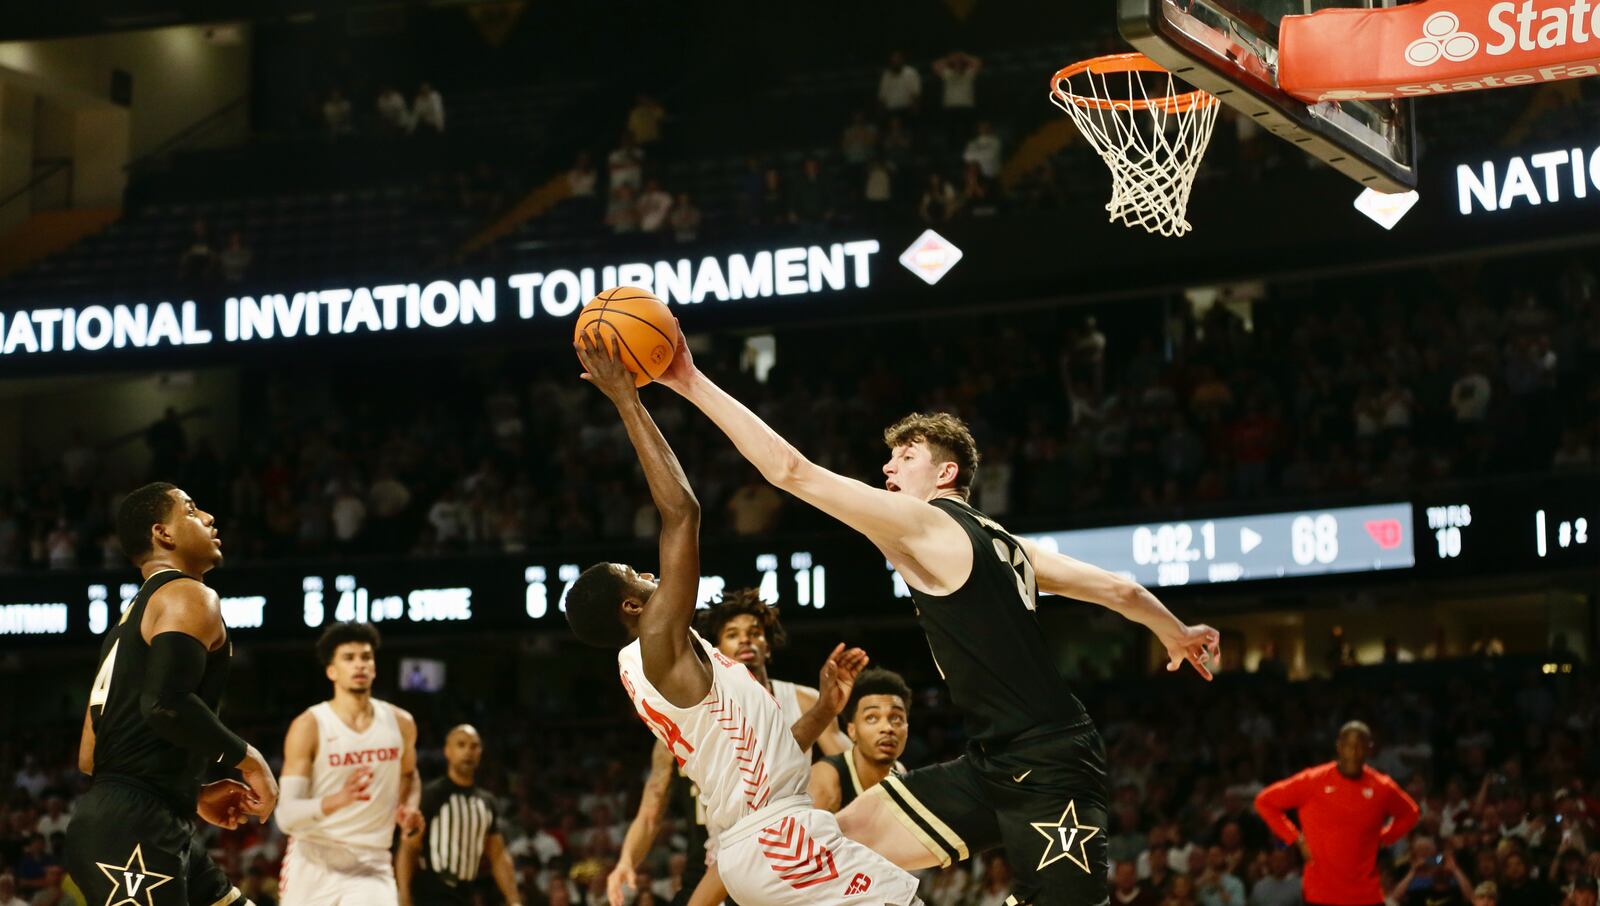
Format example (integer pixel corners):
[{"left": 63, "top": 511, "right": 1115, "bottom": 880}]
[{"left": 1022, "top": 503, "right": 1416, "bottom": 588}]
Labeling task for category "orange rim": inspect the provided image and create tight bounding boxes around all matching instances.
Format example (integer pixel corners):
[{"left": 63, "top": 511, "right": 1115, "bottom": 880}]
[{"left": 1050, "top": 52, "right": 1218, "bottom": 114}]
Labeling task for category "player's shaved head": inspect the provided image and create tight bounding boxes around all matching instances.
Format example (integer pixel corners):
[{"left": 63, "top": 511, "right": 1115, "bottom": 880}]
[{"left": 446, "top": 724, "right": 480, "bottom": 744}]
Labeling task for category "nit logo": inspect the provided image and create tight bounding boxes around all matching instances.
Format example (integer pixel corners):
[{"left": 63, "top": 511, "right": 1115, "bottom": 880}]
[
  {"left": 1406, "top": 12, "right": 1482, "bottom": 65},
  {"left": 899, "top": 229, "right": 964, "bottom": 286},
  {"left": 1364, "top": 519, "right": 1405, "bottom": 550},
  {"left": 649, "top": 343, "right": 669, "bottom": 365}
]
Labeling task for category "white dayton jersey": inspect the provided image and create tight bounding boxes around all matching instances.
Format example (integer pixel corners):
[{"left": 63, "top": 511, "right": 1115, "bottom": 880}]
[
  {"left": 771, "top": 679, "right": 816, "bottom": 751},
  {"left": 303, "top": 699, "right": 405, "bottom": 849},
  {"left": 620, "top": 632, "right": 922, "bottom": 905},
  {"left": 280, "top": 700, "right": 405, "bottom": 906}
]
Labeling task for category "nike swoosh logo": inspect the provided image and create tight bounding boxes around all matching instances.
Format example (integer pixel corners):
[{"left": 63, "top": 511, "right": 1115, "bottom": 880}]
[{"left": 1013, "top": 771, "right": 1032, "bottom": 782}]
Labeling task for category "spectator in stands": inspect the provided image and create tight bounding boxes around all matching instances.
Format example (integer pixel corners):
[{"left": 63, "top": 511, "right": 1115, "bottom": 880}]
[
  {"left": 918, "top": 173, "right": 957, "bottom": 223},
  {"left": 1248, "top": 848, "right": 1300, "bottom": 906},
  {"left": 878, "top": 51, "right": 921, "bottom": 116},
  {"left": 27, "top": 866, "right": 73, "bottom": 906},
  {"left": 606, "top": 185, "right": 639, "bottom": 235},
  {"left": 177, "top": 218, "right": 217, "bottom": 284},
  {"left": 1113, "top": 860, "right": 1161, "bottom": 906},
  {"left": 726, "top": 471, "right": 782, "bottom": 536},
  {"left": 973, "top": 854, "right": 1013, "bottom": 906},
  {"left": 0, "top": 874, "right": 23, "bottom": 906},
  {"left": 841, "top": 111, "right": 879, "bottom": 166},
  {"left": 323, "top": 88, "right": 354, "bottom": 136},
  {"left": 13, "top": 836, "right": 52, "bottom": 893},
  {"left": 789, "top": 157, "right": 833, "bottom": 229},
  {"left": 376, "top": 85, "right": 409, "bottom": 132},
  {"left": 669, "top": 192, "right": 701, "bottom": 244},
  {"left": 933, "top": 51, "right": 983, "bottom": 143},
  {"left": 330, "top": 479, "right": 367, "bottom": 551},
  {"left": 626, "top": 94, "right": 666, "bottom": 146},
  {"left": 412, "top": 82, "right": 446, "bottom": 133},
  {"left": 32, "top": 800, "right": 67, "bottom": 840},
  {"left": 758, "top": 167, "right": 786, "bottom": 226},
  {"left": 567, "top": 151, "right": 598, "bottom": 200},
  {"left": 1391, "top": 847, "right": 1474, "bottom": 905},
  {"left": 1450, "top": 354, "right": 1494, "bottom": 427},
  {"left": 863, "top": 158, "right": 895, "bottom": 219},
  {"left": 882, "top": 116, "right": 914, "bottom": 166},
  {"left": 607, "top": 133, "right": 644, "bottom": 192},
  {"left": 958, "top": 162, "right": 997, "bottom": 218},
  {"left": 963, "top": 121, "right": 1004, "bottom": 180},
  {"left": 636, "top": 179, "right": 673, "bottom": 236},
  {"left": 218, "top": 231, "right": 253, "bottom": 284},
  {"left": 1196, "top": 846, "right": 1247, "bottom": 906},
  {"left": 45, "top": 519, "right": 76, "bottom": 570}
]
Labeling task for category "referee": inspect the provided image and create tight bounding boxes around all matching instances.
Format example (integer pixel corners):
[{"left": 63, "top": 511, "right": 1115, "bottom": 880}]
[
  {"left": 1255, "top": 721, "right": 1420, "bottom": 906},
  {"left": 398, "top": 725, "right": 521, "bottom": 906}
]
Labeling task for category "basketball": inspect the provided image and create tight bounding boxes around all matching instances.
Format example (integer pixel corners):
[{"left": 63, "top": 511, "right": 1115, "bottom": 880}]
[{"left": 573, "top": 287, "right": 678, "bottom": 387}]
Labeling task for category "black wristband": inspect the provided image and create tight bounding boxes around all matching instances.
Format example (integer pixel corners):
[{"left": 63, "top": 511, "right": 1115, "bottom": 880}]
[{"left": 140, "top": 631, "right": 250, "bottom": 768}]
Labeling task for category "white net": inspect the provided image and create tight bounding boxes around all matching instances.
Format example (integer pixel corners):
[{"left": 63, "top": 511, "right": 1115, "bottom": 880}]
[{"left": 1050, "top": 58, "right": 1220, "bottom": 238}]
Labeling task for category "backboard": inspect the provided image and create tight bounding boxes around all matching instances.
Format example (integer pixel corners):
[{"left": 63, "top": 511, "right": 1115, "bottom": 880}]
[{"left": 1119, "top": 0, "right": 1418, "bottom": 191}]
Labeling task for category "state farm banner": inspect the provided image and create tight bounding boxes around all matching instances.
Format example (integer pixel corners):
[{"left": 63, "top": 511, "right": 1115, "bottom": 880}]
[{"left": 1279, "top": 0, "right": 1600, "bottom": 101}]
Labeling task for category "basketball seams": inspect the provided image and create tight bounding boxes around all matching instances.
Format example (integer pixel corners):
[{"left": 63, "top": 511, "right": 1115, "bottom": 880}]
[
  {"left": 588, "top": 320, "right": 652, "bottom": 384},
  {"left": 594, "top": 308, "right": 675, "bottom": 348}
]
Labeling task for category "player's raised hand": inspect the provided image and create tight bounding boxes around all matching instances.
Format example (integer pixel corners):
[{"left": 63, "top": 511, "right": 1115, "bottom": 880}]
[
  {"left": 575, "top": 329, "right": 638, "bottom": 403},
  {"left": 197, "top": 779, "right": 258, "bottom": 829},
  {"left": 1164, "top": 623, "right": 1221, "bottom": 681},
  {"left": 606, "top": 862, "right": 636, "bottom": 906},
  {"left": 654, "top": 318, "right": 699, "bottom": 394},
  {"left": 395, "top": 803, "right": 425, "bottom": 838},
  {"left": 817, "top": 643, "right": 870, "bottom": 716}
]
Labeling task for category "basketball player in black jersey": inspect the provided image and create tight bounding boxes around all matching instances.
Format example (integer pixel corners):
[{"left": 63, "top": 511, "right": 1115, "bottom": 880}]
[
  {"left": 809, "top": 669, "right": 911, "bottom": 814},
  {"left": 66, "top": 482, "right": 280, "bottom": 906},
  {"left": 652, "top": 327, "right": 1220, "bottom": 905}
]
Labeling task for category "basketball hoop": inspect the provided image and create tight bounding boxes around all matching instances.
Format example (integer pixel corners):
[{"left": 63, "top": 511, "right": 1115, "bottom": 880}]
[{"left": 1050, "top": 53, "right": 1220, "bottom": 238}]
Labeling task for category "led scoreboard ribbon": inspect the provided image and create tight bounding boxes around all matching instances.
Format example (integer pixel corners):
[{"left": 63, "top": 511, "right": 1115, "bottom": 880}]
[{"left": 4, "top": 477, "right": 1593, "bottom": 642}]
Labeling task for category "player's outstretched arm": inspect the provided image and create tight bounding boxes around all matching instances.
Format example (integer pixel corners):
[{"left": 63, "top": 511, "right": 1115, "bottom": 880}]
[
  {"left": 142, "top": 579, "right": 277, "bottom": 818},
  {"left": 794, "top": 686, "right": 850, "bottom": 756},
  {"left": 609, "top": 740, "right": 675, "bottom": 905},
  {"left": 655, "top": 322, "right": 952, "bottom": 563},
  {"left": 790, "top": 644, "right": 867, "bottom": 752},
  {"left": 577, "top": 332, "right": 705, "bottom": 704},
  {"left": 1017, "top": 537, "right": 1221, "bottom": 681}
]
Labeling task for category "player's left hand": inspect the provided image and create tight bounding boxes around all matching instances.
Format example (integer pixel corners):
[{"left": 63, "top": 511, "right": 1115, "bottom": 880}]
[
  {"left": 576, "top": 328, "right": 639, "bottom": 402},
  {"left": 817, "top": 642, "right": 869, "bottom": 715},
  {"left": 395, "top": 804, "right": 425, "bottom": 838},
  {"left": 197, "top": 779, "right": 259, "bottom": 830},
  {"left": 1164, "top": 623, "right": 1221, "bottom": 681}
]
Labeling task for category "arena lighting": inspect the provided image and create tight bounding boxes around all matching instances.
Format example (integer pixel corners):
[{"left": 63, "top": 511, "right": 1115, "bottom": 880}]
[
  {"left": 0, "top": 240, "right": 882, "bottom": 358},
  {"left": 1456, "top": 142, "right": 1600, "bottom": 212}
]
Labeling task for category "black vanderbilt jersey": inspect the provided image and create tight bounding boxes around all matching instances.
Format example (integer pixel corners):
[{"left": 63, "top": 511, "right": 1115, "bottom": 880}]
[
  {"left": 87, "top": 569, "right": 232, "bottom": 812},
  {"left": 908, "top": 498, "right": 1088, "bottom": 744}
]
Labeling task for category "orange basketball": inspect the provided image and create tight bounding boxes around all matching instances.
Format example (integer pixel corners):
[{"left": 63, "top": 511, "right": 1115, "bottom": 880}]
[{"left": 573, "top": 287, "right": 678, "bottom": 387}]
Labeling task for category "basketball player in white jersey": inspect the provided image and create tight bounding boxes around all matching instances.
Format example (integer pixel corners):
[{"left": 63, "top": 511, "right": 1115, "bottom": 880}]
[
  {"left": 274, "top": 622, "right": 424, "bottom": 906},
  {"left": 566, "top": 331, "right": 922, "bottom": 906},
  {"left": 702, "top": 590, "right": 849, "bottom": 756}
]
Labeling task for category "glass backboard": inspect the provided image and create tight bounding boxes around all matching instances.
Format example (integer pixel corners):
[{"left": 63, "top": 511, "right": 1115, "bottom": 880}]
[{"left": 1119, "top": 0, "right": 1417, "bottom": 191}]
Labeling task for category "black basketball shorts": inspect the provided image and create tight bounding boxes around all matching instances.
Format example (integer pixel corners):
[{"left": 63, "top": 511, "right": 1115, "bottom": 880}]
[
  {"left": 868, "top": 719, "right": 1110, "bottom": 906},
  {"left": 65, "top": 781, "right": 249, "bottom": 906}
]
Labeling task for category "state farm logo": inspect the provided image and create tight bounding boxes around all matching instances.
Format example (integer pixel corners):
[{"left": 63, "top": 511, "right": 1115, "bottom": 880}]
[{"left": 1407, "top": 12, "right": 1481, "bottom": 65}]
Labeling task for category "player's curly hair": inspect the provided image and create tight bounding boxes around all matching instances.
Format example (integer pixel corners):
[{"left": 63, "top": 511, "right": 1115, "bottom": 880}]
[
  {"left": 698, "top": 587, "right": 787, "bottom": 651},
  {"left": 315, "top": 621, "right": 381, "bottom": 666},
  {"left": 843, "top": 668, "right": 913, "bottom": 722},
  {"left": 882, "top": 412, "right": 980, "bottom": 500}
]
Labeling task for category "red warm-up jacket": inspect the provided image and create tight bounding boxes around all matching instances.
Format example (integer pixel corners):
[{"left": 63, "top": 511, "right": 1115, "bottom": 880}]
[{"left": 1255, "top": 762, "right": 1420, "bottom": 905}]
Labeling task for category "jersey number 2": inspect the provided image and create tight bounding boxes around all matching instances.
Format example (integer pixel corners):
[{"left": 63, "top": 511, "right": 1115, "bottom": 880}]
[
  {"left": 88, "top": 640, "right": 120, "bottom": 717},
  {"left": 992, "top": 537, "right": 1037, "bottom": 611}
]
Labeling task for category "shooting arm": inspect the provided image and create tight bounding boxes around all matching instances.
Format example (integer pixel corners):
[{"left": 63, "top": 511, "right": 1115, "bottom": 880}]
[{"left": 675, "top": 371, "right": 949, "bottom": 557}]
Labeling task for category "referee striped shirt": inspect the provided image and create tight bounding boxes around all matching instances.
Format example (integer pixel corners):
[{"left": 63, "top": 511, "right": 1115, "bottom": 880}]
[{"left": 419, "top": 777, "right": 501, "bottom": 887}]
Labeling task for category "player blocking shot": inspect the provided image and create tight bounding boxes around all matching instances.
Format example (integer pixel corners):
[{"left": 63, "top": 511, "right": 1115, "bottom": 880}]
[
  {"left": 65, "top": 482, "right": 279, "bottom": 906},
  {"left": 565, "top": 330, "right": 924, "bottom": 906},
  {"left": 274, "top": 622, "right": 424, "bottom": 906},
  {"left": 650, "top": 321, "right": 1220, "bottom": 905}
]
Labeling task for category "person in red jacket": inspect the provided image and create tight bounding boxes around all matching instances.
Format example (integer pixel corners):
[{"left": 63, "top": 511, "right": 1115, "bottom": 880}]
[{"left": 1255, "top": 721, "right": 1420, "bottom": 906}]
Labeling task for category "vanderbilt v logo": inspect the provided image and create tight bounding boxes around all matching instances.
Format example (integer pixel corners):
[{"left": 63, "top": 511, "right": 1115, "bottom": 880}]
[{"left": 95, "top": 844, "right": 173, "bottom": 906}]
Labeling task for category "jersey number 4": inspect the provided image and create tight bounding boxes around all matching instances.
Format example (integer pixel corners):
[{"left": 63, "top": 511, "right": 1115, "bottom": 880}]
[
  {"left": 992, "top": 537, "right": 1038, "bottom": 611},
  {"left": 88, "top": 640, "right": 120, "bottom": 718}
]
